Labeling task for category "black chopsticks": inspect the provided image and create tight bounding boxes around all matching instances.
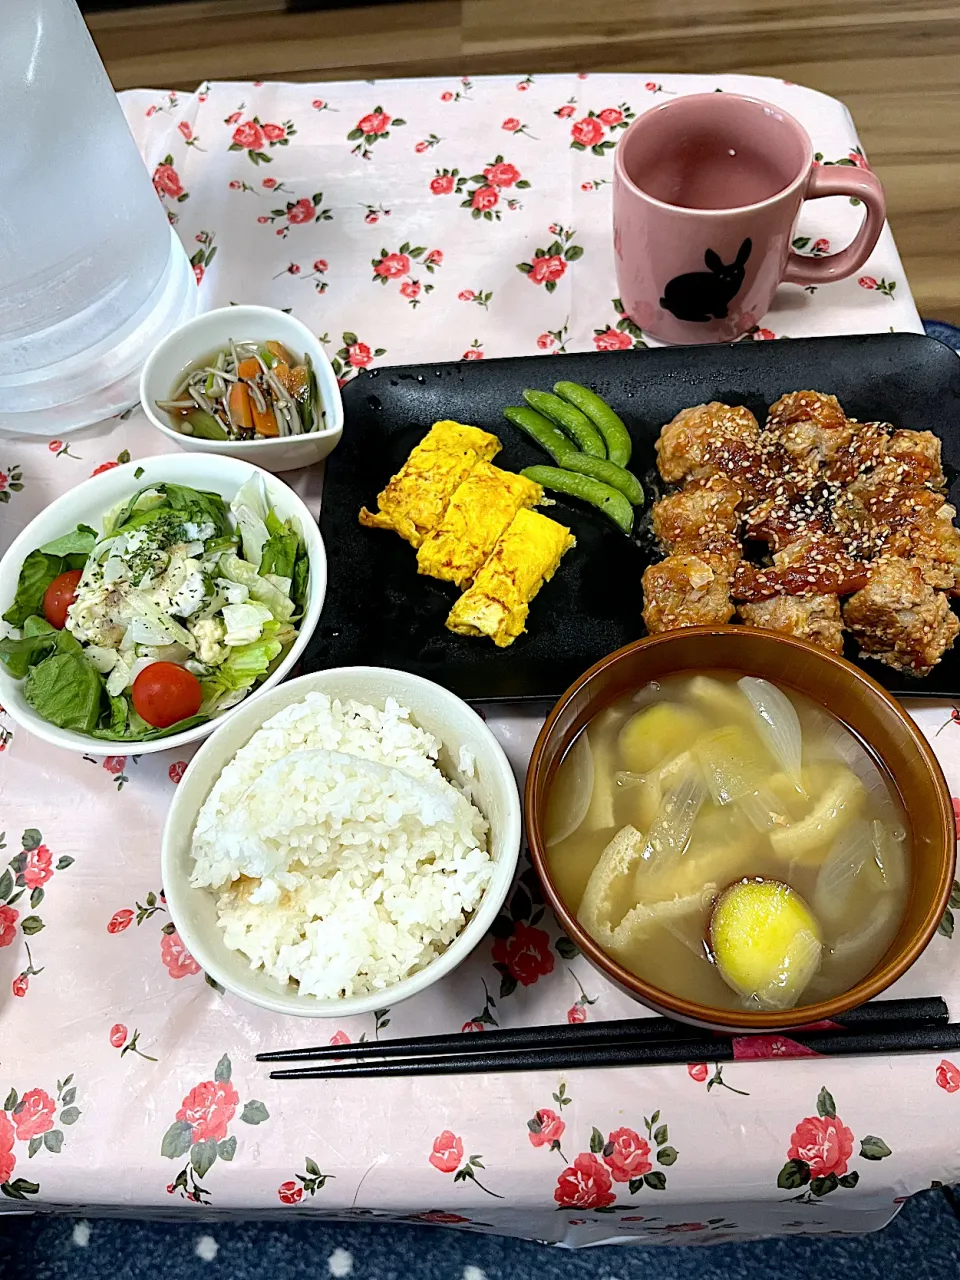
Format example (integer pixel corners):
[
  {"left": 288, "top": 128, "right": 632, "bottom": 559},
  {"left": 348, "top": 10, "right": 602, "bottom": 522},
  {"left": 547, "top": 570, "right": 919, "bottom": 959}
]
[{"left": 259, "top": 996, "right": 951, "bottom": 1080}]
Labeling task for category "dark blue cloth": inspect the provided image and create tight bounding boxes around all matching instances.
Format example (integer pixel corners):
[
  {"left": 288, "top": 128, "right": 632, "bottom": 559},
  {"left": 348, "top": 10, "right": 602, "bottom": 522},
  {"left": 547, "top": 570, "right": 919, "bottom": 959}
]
[{"left": 2, "top": 1189, "right": 960, "bottom": 1280}]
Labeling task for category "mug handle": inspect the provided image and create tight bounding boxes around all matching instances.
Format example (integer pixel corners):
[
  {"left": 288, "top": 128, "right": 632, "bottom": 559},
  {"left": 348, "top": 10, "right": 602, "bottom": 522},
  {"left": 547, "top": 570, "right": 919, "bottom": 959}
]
[{"left": 782, "top": 166, "right": 886, "bottom": 286}]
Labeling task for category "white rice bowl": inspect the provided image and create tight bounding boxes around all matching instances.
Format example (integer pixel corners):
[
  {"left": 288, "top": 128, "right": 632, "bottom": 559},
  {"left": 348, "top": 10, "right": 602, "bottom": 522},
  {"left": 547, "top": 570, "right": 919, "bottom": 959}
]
[
  {"left": 161, "top": 668, "right": 522, "bottom": 1017},
  {"left": 192, "top": 693, "right": 493, "bottom": 998}
]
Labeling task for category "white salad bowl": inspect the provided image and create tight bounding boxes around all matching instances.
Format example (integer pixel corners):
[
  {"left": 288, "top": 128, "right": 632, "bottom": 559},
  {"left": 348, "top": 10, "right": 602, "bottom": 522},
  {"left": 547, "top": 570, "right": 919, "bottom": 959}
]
[
  {"left": 0, "top": 453, "right": 326, "bottom": 756},
  {"left": 139, "top": 304, "right": 343, "bottom": 473},
  {"left": 161, "top": 668, "right": 522, "bottom": 1018}
]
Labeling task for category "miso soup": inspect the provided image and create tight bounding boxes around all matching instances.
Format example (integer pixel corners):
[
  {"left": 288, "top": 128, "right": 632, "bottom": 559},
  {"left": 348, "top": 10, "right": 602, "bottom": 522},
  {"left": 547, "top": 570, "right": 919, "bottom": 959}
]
[{"left": 544, "top": 673, "right": 910, "bottom": 1012}]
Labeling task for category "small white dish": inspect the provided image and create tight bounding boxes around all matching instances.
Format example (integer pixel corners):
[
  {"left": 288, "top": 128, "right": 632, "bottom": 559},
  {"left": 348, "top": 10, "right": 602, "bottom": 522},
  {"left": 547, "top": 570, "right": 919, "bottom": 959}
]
[
  {"left": 0, "top": 453, "right": 326, "bottom": 756},
  {"left": 139, "top": 305, "right": 343, "bottom": 473},
  {"left": 161, "top": 668, "right": 522, "bottom": 1018}
]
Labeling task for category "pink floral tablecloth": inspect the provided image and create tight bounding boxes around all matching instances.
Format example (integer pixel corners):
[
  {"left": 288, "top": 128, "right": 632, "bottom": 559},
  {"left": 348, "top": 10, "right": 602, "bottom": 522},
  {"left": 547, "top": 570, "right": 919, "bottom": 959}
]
[{"left": 1, "top": 72, "right": 958, "bottom": 1247}]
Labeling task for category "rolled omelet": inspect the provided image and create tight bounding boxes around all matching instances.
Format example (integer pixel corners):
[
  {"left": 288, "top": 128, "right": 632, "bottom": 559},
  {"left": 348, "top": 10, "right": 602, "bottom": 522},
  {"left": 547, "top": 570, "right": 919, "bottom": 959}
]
[
  {"left": 446, "top": 508, "right": 575, "bottom": 647},
  {"left": 416, "top": 462, "right": 543, "bottom": 587},
  {"left": 359, "top": 420, "right": 501, "bottom": 548}
]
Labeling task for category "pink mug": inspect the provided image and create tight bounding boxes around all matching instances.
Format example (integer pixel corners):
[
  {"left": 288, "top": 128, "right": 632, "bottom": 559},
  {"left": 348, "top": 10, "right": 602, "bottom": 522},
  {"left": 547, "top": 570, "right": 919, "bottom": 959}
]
[{"left": 612, "top": 93, "right": 886, "bottom": 344}]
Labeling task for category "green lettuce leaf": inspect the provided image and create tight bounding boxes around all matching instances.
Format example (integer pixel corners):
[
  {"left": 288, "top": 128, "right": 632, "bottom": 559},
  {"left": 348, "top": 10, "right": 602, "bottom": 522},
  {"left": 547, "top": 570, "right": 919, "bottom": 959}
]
[
  {"left": 3, "top": 551, "right": 64, "bottom": 627},
  {"left": 218, "top": 553, "right": 294, "bottom": 620},
  {"left": 2, "top": 522, "right": 95, "bottom": 627},
  {"left": 230, "top": 477, "right": 271, "bottom": 568},
  {"left": 39, "top": 525, "right": 98, "bottom": 557},
  {"left": 90, "top": 697, "right": 207, "bottom": 741},
  {"left": 200, "top": 620, "right": 295, "bottom": 712},
  {"left": 0, "top": 616, "right": 82, "bottom": 678},
  {"left": 259, "top": 526, "right": 299, "bottom": 580},
  {"left": 24, "top": 652, "right": 103, "bottom": 733},
  {"left": 291, "top": 549, "right": 310, "bottom": 613},
  {"left": 107, "top": 483, "right": 229, "bottom": 539}
]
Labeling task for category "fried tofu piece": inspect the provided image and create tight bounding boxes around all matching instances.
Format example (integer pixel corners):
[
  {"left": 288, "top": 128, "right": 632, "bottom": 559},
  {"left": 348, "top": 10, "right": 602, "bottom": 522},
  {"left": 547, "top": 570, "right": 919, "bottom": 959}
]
[
  {"left": 655, "top": 403, "right": 761, "bottom": 485},
  {"left": 416, "top": 463, "right": 543, "bottom": 587},
  {"left": 738, "top": 594, "right": 845, "bottom": 654},
  {"left": 843, "top": 559, "right": 959, "bottom": 676},
  {"left": 651, "top": 474, "right": 742, "bottom": 555},
  {"left": 641, "top": 552, "right": 736, "bottom": 634},
  {"left": 359, "top": 420, "right": 501, "bottom": 548},
  {"left": 446, "top": 508, "right": 575, "bottom": 647}
]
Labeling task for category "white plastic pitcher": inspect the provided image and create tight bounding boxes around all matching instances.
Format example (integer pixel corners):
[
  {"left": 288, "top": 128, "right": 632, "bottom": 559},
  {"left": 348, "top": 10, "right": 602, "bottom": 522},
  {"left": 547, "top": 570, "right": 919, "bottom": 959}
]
[{"left": 0, "top": 0, "right": 197, "bottom": 434}]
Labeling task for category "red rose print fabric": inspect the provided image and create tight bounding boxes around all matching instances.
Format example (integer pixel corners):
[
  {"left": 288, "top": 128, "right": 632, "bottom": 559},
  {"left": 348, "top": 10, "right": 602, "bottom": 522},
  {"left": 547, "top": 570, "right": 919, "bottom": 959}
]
[
  {"left": 0, "top": 72, "right": 938, "bottom": 1240},
  {"left": 603, "top": 1128, "right": 653, "bottom": 1182},
  {"left": 554, "top": 1153, "right": 615, "bottom": 1209},
  {"left": 13, "top": 1089, "right": 56, "bottom": 1142},
  {"left": 429, "top": 1130, "right": 463, "bottom": 1174}
]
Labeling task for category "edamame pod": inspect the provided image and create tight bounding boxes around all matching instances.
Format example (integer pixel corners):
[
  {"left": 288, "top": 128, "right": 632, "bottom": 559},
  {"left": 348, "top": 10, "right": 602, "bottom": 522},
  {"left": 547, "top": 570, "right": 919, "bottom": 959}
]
[
  {"left": 560, "top": 452, "right": 644, "bottom": 506},
  {"left": 503, "top": 406, "right": 573, "bottom": 464},
  {"left": 522, "top": 390, "right": 606, "bottom": 458},
  {"left": 521, "top": 465, "right": 635, "bottom": 534},
  {"left": 554, "top": 381, "right": 632, "bottom": 467}
]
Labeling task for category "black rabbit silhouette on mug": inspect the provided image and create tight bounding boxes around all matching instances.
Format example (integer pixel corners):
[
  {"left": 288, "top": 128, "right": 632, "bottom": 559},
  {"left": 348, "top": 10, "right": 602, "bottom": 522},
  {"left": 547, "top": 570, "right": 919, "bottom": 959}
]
[{"left": 659, "top": 238, "right": 752, "bottom": 322}]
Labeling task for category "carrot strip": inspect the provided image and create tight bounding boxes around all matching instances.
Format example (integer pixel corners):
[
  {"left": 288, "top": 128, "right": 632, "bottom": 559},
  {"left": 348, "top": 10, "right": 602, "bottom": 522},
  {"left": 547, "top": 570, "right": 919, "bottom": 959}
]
[
  {"left": 228, "top": 382, "right": 254, "bottom": 430},
  {"left": 266, "top": 340, "right": 295, "bottom": 365},
  {"left": 252, "top": 400, "right": 279, "bottom": 436},
  {"left": 237, "top": 357, "right": 261, "bottom": 380}
]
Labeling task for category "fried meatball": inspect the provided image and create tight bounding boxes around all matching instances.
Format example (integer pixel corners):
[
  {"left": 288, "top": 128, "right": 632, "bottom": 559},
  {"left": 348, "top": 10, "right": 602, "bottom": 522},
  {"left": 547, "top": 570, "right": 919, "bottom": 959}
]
[
  {"left": 738, "top": 593, "right": 845, "bottom": 654},
  {"left": 766, "top": 391, "right": 850, "bottom": 471},
  {"left": 862, "top": 429, "right": 946, "bottom": 492},
  {"left": 641, "top": 552, "right": 736, "bottom": 634},
  {"left": 651, "top": 474, "right": 742, "bottom": 555},
  {"left": 843, "top": 559, "right": 959, "bottom": 676},
  {"left": 822, "top": 421, "right": 890, "bottom": 485},
  {"left": 859, "top": 487, "right": 960, "bottom": 592},
  {"left": 767, "top": 390, "right": 847, "bottom": 433},
  {"left": 742, "top": 483, "right": 830, "bottom": 550},
  {"left": 655, "top": 402, "right": 761, "bottom": 485},
  {"left": 733, "top": 531, "right": 868, "bottom": 600}
]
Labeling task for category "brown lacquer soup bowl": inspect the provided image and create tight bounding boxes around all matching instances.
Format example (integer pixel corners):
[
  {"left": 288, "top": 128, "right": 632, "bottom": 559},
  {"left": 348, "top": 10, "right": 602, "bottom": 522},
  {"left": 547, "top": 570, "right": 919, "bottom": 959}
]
[{"left": 525, "top": 627, "right": 955, "bottom": 1033}]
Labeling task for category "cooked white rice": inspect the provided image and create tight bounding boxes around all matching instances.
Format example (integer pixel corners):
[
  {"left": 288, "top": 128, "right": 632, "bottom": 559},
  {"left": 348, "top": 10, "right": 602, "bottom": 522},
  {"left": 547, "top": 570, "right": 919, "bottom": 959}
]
[{"left": 191, "top": 692, "right": 492, "bottom": 998}]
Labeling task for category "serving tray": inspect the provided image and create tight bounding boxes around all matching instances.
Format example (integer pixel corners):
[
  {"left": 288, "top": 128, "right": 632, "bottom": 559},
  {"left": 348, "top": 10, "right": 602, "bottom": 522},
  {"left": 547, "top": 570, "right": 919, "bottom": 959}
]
[{"left": 304, "top": 333, "right": 960, "bottom": 700}]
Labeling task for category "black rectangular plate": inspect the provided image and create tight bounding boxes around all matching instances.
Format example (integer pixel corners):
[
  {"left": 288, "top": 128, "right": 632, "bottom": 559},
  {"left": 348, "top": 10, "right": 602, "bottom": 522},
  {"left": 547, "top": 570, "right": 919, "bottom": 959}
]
[{"left": 305, "top": 333, "right": 960, "bottom": 701}]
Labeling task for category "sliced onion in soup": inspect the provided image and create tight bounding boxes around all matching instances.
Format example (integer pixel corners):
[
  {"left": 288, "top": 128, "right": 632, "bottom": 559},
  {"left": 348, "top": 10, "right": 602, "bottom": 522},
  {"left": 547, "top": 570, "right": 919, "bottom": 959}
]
[
  {"left": 830, "top": 893, "right": 898, "bottom": 964},
  {"left": 637, "top": 767, "right": 706, "bottom": 884},
  {"left": 737, "top": 677, "right": 804, "bottom": 789},
  {"left": 695, "top": 724, "right": 769, "bottom": 806},
  {"left": 812, "top": 819, "right": 875, "bottom": 923},
  {"left": 738, "top": 785, "right": 792, "bottom": 833},
  {"left": 687, "top": 675, "right": 752, "bottom": 723},
  {"left": 546, "top": 731, "right": 595, "bottom": 845},
  {"left": 871, "top": 819, "right": 908, "bottom": 893}
]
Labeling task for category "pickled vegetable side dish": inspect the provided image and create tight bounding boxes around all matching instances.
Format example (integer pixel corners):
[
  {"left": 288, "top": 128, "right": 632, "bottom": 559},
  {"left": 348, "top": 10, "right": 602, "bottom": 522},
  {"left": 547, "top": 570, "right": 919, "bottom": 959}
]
[
  {"left": 156, "top": 339, "right": 321, "bottom": 441},
  {"left": 544, "top": 673, "right": 910, "bottom": 1012}
]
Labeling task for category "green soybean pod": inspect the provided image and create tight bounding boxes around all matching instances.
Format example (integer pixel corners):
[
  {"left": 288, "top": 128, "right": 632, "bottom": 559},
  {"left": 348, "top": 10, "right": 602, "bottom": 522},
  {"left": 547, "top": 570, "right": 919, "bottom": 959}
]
[
  {"left": 522, "top": 390, "right": 606, "bottom": 458},
  {"left": 560, "top": 452, "right": 644, "bottom": 506},
  {"left": 503, "top": 406, "right": 573, "bottom": 465},
  {"left": 521, "top": 465, "right": 634, "bottom": 535},
  {"left": 554, "top": 380, "right": 632, "bottom": 467}
]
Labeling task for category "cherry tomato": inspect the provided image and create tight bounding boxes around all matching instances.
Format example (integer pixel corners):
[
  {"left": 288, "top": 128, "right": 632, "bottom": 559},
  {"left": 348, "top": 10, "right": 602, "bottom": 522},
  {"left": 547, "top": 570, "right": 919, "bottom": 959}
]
[
  {"left": 132, "top": 662, "right": 203, "bottom": 729},
  {"left": 42, "top": 569, "right": 83, "bottom": 629}
]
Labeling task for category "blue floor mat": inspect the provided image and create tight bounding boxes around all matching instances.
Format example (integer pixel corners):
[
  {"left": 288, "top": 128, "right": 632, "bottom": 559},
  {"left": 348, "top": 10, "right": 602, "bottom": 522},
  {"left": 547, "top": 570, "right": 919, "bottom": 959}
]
[{"left": 2, "top": 1190, "right": 960, "bottom": 1280}]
